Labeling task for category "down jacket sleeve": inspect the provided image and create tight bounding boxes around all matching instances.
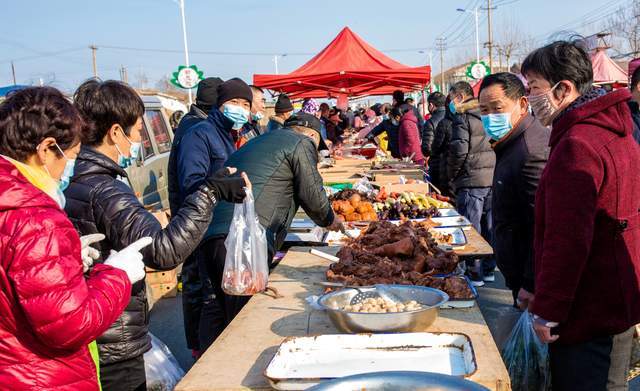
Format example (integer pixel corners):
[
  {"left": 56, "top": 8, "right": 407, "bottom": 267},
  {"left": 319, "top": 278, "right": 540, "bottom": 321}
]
[
  {"left": 447, "top": 115, "right": 470, "bottom": 185},
  {"left": 177, "top": 127, "right": 213, "bottom": 196},
  {"left": 92, "top": 179, "right": 216, "bottom": 270},
  {"left": 9, "top": 208, "right": 131, "bottom": 350},
  {"left": 291, "top": 138, "right": 335, "bottom": 227},
  {"left": 421, "top": 120, "right": 436, "bottom": 157}
]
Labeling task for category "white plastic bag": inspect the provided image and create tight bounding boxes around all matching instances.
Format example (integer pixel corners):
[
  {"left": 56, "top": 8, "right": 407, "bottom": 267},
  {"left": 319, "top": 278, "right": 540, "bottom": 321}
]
[
  {"left": 144, "top": 333, "right": 185, "bottom": 391},
  {"left": 222, "top": 188, "right": 268, "bottom": 296}
]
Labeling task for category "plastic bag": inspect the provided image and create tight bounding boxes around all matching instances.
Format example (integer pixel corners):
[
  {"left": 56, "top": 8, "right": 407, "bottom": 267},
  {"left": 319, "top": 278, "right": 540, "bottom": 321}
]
[
  {"left": 144, "top": 333, "right": 185, "bottom": 391},
  {"left": 222, "top": 188, "right": 268, "bottom": 296},
  {"left": 501, "top": 310, "right": 550, "bottom": 391}
]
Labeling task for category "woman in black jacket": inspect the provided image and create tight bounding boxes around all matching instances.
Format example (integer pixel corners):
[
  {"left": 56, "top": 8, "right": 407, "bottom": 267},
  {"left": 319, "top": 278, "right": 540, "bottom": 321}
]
[{"left": 64, "top": 79, "right": 248, "bottom": 391}]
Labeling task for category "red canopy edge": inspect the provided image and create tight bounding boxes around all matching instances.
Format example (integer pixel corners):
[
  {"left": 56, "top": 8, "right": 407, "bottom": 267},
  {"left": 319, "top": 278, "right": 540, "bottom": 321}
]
[
  {"left": 253, "top": 27, "right": 430, "bottom": 98},
  {"left": 591, "top": 48, "right": 628, "bottom": 86}
]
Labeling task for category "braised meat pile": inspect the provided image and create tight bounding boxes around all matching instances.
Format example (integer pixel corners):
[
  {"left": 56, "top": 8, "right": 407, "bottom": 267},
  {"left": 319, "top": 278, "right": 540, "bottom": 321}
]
[{"left": 326, "top": 221, "right": 474, "bottom": 299}]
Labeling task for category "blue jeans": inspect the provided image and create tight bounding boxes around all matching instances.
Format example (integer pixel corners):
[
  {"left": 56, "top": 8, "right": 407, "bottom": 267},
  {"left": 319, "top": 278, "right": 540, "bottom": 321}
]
[{"left": 456, "top": 187, "right": 496, "bottom": 275}]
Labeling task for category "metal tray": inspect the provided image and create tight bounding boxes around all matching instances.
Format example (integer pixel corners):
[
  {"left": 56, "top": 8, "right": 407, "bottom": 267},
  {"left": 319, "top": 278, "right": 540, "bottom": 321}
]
[
  {"left": 431, "top": 215, "right": 472, "bottom": 228},
  {"left": 440, "top": 276, "right": 479, "bottom": 309},
  {"left": 264, "top": 332, "right": 478, "bottom": 391},
  {"left": 431, "top": 227, "right": 468, "bottom": 247},
  {"left": 308, "top": 371, "right": 489, "bottom": 391}
]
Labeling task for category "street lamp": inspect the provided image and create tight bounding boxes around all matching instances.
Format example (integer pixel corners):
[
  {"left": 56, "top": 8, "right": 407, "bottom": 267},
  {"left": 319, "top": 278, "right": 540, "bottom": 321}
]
[
  {"left": 176, "top": 0, "right": 192, "bottom": 105},
  {"left": 457, "top": 7, "right": 480, "bottom": 65}
]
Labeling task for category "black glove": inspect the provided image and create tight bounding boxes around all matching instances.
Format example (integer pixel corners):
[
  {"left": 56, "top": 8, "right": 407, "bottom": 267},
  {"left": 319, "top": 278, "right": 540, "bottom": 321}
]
[{"left": 204, "top": 168, "right": 247, "bottom": 203}]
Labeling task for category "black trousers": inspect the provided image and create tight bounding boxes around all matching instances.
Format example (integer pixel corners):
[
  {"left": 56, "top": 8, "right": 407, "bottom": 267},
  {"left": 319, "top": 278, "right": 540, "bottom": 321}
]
[
  {"left": 100, "top": 355, "right": 146, "bottom": 391},
  {"left": 550, "top": 335, "right": 613, "bottom": 391},
  {"left": 196, "top": 237, "right": 251, "bottom": 352},
  {"left": 181, "top": 253, "right": 203, "bottom": 351}
]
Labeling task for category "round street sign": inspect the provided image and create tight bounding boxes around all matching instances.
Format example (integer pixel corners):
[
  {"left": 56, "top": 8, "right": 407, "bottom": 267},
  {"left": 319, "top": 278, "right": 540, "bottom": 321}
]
[
  {"left": 471, "top": 63, "right": 488, "bottom": 79},
  {"left": 178, "top": 67, "right": 199, "bottom": 89}
]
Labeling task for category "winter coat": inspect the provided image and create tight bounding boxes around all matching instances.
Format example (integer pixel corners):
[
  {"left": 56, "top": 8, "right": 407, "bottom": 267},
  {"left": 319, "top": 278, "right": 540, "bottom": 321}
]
[
  {"left": 430, "top": 110, "right": 454, "bottom": 194},
  {"left": 531, "top": 89, "right": 640, "bottom": 344},
  {"left": 447, "top": 99, "right": 496, "bottom": 192},
  {"left": 0, "top": 157, "right": 131, "bottom": 390},
  {"left": 168, "top": 104, "right": 208, "bottom": 216},
  {"left": 207, "top": 127, "right": 335, "bottom": 254},
  {"left": 168, "top": 107, "right": 236, "bottom": 215},
  {"left": 369, "top": 119, "right": 401, "bottom": 158},
  {"left": 64, "top": 146, "right": 216, "bottom": 365},
  {"left": 398, "top": 110, "right": 425, "bottom": 164},
  {"left": 266, "top": 116, "right": 285, "bottom": 132},
  {"left": 491, "top": 114, "right": 550, "bottom": 295},
  {"left": 422, "top": 107, "right": 446, "bottom": 157}
]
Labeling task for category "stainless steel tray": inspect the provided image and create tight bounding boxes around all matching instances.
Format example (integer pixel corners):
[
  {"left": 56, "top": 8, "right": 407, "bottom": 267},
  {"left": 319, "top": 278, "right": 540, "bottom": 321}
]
[
  {"left": 264, "top": 332, "right": 478, "bottom": 391},
  {"left": 437, "top": 208, "right": 461, "bottom": 217},
  {"left": 431, "top": 215, "right": 472, "bottom": 228}
]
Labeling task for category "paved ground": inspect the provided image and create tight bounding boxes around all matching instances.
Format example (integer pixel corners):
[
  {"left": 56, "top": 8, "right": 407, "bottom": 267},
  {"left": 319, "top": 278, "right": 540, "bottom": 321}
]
[{"left": 149, "top": 270, "right": 640, "bottom": 389}]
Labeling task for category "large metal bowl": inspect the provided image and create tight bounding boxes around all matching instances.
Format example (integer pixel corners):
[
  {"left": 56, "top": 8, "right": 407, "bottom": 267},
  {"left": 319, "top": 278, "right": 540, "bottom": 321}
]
[
  {"left": 317, "top": 285, "right": 449, "bottom": 333},
  {"left": 308, "top": 371, "right": 489, "bottom": 391}
]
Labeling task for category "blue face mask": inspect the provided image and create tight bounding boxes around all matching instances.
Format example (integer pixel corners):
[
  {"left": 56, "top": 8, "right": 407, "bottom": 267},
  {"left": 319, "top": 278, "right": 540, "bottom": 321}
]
[
  {"left": 448, "top": 101, "right": 457, "bottom": 114},
  {"left": 223, "top": 104, "right": 250, "bottom": 129},
  {"left": 481, "top": 112, "right": 513, "bottom": 140},
  {"left": 116, "top": 130, "right": 142, "bottom": 169},
  {"left": 54, "top": 143, "right": 75, "bottom": 192},
  {"left": 251, "top": 111, "right": 264, "bottom": 122},
  {"left": 383, "top": 114, "right": 390, "bottom": 120}
]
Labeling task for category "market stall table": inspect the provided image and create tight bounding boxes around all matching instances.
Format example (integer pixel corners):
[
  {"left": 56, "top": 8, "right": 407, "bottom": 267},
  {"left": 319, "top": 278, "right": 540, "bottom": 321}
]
[{"left": 176, "top": 246, "right": 510, "bottom": 391}]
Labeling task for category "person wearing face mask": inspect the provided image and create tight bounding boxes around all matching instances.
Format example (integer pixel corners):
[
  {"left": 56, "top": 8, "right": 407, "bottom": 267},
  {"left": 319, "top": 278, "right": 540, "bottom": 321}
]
[
  {"left": 366, "top": 106, "right": 402, "bottom": 158},
  {"left": 429, "top": 95, "right": 455, "bottom": 196},
  {"left": 64, "top": 79, "right": 249, "bottom": 391},
  {"left": 521, "top": 40, "right": 640, "bottom": 390},
  {"left": 421, "top": 92, "right": 447, "bottom": 163},
  {"left": 478, "top": 73, "right": 549, "bottom": 311},
  {"left": 236, "top": 85, "right": 265, "bottom": 148},
  {"left": 0, "top": 87, "right": 142, "bottom": 391},
  {"left": 200, "top": 112, "right": 344, "bottom": 351},
  {"left": 447, "top": 81, "right": 497, "bottom": 286}
]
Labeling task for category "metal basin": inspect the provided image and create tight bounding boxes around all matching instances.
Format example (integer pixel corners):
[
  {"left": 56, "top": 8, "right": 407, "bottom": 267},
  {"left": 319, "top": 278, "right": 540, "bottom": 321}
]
[
  {"left": 308, "top": 371, "right": 489, "bottom": 391},
  {"left": 317, "top": 285, "right": 449, "bottom": 333}
]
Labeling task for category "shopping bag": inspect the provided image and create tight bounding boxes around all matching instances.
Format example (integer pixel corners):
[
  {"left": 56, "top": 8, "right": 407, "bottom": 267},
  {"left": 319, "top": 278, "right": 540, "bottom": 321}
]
[
  {"left": 222, "top": 188, "right": 268, "bottom": 296},
  {"left": 501, "top": 310, "right": 550, "bottom": 391},
  {"left": 144, "top": 333, "right": 185, "bottom": 391}
]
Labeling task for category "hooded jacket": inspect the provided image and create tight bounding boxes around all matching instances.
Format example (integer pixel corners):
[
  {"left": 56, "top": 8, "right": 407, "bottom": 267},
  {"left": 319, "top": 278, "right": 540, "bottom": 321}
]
[
  {"left": 531, "top": 89, "right": 640, "bottom": 344},
  {"left": 64, "top": 146, "right": 216, "bottom": 364},
  {"left": 447, "top": 99, "right": 496, "bottom": 191},
  {"left": 398, "top": 109, "right": 425, "bottom": 164},
  {"left": 429, "top": 108, "right": 455, "bottom": 194},
  {"left": 207, "top": 128, "right": 334, "bottom": 255},
  {"left": 422, "top": 106, "right": 446, "bottom": 157},
  {"left": 492, "top": 114, "right": 550, "bottom": 295},
  {"left": 0, "top": 157, "right": 130, "bottom": 390}
]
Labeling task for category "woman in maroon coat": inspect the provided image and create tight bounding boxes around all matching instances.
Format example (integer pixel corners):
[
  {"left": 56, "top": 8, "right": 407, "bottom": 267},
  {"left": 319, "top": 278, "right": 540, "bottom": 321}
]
[
  {"left": 522, "top": 40, "right": 640, "bottom": 390},
  {"left": 398, "top": 108, "right": 425, "bottom": 164}
]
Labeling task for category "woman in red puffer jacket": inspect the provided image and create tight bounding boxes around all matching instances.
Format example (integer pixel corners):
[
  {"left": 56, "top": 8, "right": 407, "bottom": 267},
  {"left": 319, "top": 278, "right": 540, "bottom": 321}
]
[
  {"left": 0, "top": 87, "right": 133, "bottom": 390},
  {"left": 398, "top": 107, "right": 425, "bottom": 164}
]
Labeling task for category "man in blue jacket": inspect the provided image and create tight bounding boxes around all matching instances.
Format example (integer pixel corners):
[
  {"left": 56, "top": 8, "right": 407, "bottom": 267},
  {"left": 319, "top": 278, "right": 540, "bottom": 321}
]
[{"left": 169, "top": 77, "right": 253, "bottom": 358}]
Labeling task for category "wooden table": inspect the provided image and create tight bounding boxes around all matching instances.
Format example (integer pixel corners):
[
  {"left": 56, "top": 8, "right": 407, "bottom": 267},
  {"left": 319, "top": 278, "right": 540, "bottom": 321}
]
[{"left": 176, "top": 247, "right": 510, "bottom": 391}]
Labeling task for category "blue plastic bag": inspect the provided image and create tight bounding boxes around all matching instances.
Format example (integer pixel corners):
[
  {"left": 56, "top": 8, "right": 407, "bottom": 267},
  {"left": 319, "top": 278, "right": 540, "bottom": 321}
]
[{"left": 501, "top": 310, "right": 550, "bottom": 391}]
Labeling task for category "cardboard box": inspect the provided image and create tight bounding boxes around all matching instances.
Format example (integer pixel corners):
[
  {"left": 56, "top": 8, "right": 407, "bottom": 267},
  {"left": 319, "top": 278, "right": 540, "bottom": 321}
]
[
  {"left": 148, "top": 282, "right": 178, "bottom": 301},
  {"left": 145, "top": 269, "right": 178, "bottom": 284}
]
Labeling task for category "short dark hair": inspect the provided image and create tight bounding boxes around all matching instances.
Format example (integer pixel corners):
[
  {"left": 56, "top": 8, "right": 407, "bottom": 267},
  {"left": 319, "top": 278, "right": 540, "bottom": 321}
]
[
  {"left": 479, "top": 72, "right": 526, "bottom": 101},
  {"left": 521, "top": 40, "right": 593, "bottom": 95},
  {"left": 390, "top": 106, "right": 403, "bottom": 118},
  {"left": 0, "top": 87, "right": 83, "bottom": 161},
  {"left": 250, "top": 85, "right": 264, "bottom": 94},
  {"left": 392, "top": 90, "right": 404, "bottom": 104},
  {"left": 631, "top": 67, "right": 640, "bottom": 91},
  {"left": 427, "top": 92, "right": 446, "bottom": 107},
  {"left": 73, "top": 79, "right": 144, "bottom": 146},
  {"left": 405, "top": 97, "right": 415, "bottom": 104},
  {"left": 449, "top": 81, "right": 474, "bottom": 98}
]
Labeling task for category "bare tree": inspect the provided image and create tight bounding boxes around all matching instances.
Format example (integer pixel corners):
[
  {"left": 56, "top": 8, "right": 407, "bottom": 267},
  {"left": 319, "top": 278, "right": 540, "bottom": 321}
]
[
  {"left": 495, "top": 15, "right": 532, "bottom": 70},
  {"left": 603, "top": 0, "right": 640, "bottom": 57},
  {"left": 135, "top": 68, "right": 149, "bottom": 89}
]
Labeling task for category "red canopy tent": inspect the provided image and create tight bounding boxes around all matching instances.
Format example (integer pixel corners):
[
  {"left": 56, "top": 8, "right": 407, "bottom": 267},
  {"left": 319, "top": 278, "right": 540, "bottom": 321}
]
[
  {"left": 591, "top": 48, "right": 628, "bottom": 87},
  {"left": 253, "top": 27, "right": 430, "bottom": 100}
]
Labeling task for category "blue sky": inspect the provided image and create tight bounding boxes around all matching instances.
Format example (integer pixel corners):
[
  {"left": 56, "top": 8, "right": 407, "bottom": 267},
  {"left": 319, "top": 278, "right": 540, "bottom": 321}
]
[{"left": 0, "top": 0, "right": 627, "bottom": 92}]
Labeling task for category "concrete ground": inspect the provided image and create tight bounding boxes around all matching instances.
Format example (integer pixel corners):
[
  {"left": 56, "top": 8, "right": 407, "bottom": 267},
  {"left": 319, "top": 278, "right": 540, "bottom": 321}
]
[{"left": 149, "top": 271, "right": 640, "bottom": 389}]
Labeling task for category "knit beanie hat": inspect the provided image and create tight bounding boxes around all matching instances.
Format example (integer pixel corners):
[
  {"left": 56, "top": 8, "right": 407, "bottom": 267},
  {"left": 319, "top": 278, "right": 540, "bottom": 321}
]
[
  {"left": 195, "top": 77, "right": 224, "bottom": 112},
  {"left": 216, "top": 78, "right": 253, "bottom": 108},
  {"left": 275, "top": 94, "right": 294, "bottom": 113}
]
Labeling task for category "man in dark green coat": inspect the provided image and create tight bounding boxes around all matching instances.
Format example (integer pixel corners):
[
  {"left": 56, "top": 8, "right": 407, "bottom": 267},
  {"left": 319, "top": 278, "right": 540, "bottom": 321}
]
[{"left": 198, "top": 112, "right": 342, "bottom": 351}]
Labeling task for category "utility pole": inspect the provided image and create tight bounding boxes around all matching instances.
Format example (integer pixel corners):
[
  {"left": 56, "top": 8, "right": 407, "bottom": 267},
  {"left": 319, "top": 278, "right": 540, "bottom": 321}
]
[
  {"left": 89, "top": 45, "right": 98, "bottom": 78},
  {"left": 274, "top": 55, "right": 279, "bottom": 75},
  {"left": 436, "top": 37, "right": 447, "bottom": 93},
  {"left": 487, "top": 0, "right": 494, "bottom": 73},
  {"left": 120, "top": 65, "right": 129, "bottom": 84},
  {"left": 10, "top": 61, "right": 16, "bottom": 85},
  {"left": 178, "top": 0, "right": 193, "bottom": 105}
]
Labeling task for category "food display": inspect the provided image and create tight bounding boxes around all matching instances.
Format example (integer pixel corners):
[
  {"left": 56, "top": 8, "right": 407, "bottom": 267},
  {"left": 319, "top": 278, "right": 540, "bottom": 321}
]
[
  {"left": 341, "top": 298, "right": 423, "bottom": 313},
  {"left": 330, "top": 190, "right": 378, "bottom": 222},
  {"left": 372, "top": 191, "right": 453, "bottom": 221}
]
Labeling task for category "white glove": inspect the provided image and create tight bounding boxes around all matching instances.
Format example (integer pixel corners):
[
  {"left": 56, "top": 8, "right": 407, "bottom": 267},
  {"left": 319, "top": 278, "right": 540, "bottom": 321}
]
[
  {"left": 80, "top": 233, "right": 105, "bottom": 273},
  {"left": 104, "top": 237, "right": 152, "bottom": 284}
]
